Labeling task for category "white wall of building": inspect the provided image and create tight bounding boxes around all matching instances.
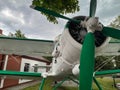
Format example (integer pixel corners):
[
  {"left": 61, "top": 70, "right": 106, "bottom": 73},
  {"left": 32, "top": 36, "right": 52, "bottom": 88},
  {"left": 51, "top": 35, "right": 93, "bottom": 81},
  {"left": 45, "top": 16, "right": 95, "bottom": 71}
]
[{"left": 19, "top": 58, "right": 46, "bottom": 84}]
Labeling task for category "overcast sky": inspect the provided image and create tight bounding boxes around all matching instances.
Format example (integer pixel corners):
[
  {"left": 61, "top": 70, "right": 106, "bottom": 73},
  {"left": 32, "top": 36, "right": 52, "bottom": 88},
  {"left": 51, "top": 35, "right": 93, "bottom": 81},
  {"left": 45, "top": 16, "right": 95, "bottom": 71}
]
[{"left": 0, "top": 0, "right": 120, "bottom": 40}]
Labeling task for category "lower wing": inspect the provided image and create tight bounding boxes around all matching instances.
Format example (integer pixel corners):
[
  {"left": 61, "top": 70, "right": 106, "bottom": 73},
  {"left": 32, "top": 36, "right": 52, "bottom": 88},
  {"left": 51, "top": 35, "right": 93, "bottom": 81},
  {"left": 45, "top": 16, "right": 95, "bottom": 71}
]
[{"left": 97, "top": 42, "right": 120, "bottom": 56}]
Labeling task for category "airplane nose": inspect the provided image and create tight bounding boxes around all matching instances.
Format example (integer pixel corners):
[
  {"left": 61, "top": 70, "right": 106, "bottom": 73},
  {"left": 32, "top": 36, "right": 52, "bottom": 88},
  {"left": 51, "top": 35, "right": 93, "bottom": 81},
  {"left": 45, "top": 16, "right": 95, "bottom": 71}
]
[{"left": 67, "top": 16, "right": 107, "bottom": 47}]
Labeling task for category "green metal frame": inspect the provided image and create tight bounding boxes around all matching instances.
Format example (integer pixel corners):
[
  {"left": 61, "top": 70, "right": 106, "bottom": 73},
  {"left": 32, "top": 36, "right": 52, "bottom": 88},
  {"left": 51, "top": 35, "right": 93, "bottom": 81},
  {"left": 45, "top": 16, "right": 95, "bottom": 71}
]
[
  {"left": 39, "top": 78, "right": 46, "bottom": 90},
  {"left": 93, "top": 77, "right": 102, "bottom": 90},
  {"left": 69, "top": 77, "right": 79, "bottom": 85},
  {"left": 0, "top": 70, "right": 41, "bottom": 77},
  {"left": 0, "top": 67, "right": 120, "bottom": 90},
  {"left": 95, "top": 69, "right": 120, "bottom": 76},
  {"left": 52, "top": 77, "right": 69, "bottom": 90}
]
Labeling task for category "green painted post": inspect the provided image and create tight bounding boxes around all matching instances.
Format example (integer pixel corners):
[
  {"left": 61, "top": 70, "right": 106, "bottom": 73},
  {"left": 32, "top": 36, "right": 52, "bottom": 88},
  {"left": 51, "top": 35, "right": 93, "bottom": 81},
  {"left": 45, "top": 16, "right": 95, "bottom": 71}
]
[
  {"left": 39, "top": 78, "right": 46, "bottom": 90},
  {"left": 93, "top": 77, "right": 102, "bottom": 90}
]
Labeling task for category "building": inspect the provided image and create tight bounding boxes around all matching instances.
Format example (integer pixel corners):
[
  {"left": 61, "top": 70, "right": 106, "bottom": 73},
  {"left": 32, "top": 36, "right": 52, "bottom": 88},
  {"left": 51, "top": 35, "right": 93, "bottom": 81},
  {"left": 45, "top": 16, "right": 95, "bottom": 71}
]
[{"left": 0, "top": 29, "right": 51, "bottom": 89}]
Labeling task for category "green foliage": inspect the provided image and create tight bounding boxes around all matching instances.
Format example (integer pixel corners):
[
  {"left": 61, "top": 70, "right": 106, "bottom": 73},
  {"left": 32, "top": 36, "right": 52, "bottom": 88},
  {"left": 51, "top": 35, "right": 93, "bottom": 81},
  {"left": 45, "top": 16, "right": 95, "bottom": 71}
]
[
  {"left": 8, "top": 30, "right": 26, "bottom": 38},
  {"left": 95, "top": 55, "right": 120, "bottom": 71},
  {"left": 109, "top": 15, "right": 120, "bottom": 42},
  {"left": 114, "top": 56, "right": 120, "bottom": 69},
  {"left": 109, "top": 16, "right": 120, "bottom": 29},
  {"left": 95, "top": 56, "right": 115, "bottom": 71},
  {"left": 14, "top": 30, "right": 26, "bottom": 38},
  {"left": 32, "top": 0, "right": 80, "bottom": 23}
]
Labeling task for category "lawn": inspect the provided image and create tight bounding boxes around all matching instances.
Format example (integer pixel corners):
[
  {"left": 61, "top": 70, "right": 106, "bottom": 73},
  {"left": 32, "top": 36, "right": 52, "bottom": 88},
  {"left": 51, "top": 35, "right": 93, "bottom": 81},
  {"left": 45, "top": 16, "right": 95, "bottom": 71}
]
[
  {"left": 22, "top": 77, "right": 119, "bottom": 90},
  {"left": 92, "top": 77, "right": 119, "bottom": 90}
]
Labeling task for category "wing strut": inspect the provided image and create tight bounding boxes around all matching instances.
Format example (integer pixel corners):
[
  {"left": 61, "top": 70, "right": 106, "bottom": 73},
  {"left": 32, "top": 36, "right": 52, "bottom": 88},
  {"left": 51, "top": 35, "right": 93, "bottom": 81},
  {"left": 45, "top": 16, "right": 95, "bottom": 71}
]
[{"left": 39, "top": 78, "right": 46, "bottom": 90}]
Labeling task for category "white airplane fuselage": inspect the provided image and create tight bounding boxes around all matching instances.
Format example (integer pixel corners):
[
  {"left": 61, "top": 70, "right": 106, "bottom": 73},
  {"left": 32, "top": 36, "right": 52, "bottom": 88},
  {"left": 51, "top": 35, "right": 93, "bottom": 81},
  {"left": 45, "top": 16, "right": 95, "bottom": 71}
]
[
  {"left": 49, "top": 24, "right": 110, "bottom": 77},
  {"left": 42, "top": 16, "right": 111, "bottom": 78}
]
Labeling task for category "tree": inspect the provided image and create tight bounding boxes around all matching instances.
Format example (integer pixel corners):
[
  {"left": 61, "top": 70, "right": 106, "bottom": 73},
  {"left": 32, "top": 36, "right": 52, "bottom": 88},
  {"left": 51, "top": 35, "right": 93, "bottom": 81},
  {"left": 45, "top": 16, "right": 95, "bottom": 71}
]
[
  {"left": 8, "top": 30, "right": 26, "bottom": 38},
  {"left": 109, "top": 15, "right": 120, "bottom": 42},
  {"left": 14, "top": 30, "right": 26, "bottom": 38},
  {"left": 95, "top": 56, "right": 114, "bottom": 71},
  {"left": 109, "top": 15, "right": 120, "bottom": 29},
  {"left": 32, "top": 0, "right": 79, "bottom": 23},
  {"left": 114, "top": 56, "right": 120, "bottom": 69}
]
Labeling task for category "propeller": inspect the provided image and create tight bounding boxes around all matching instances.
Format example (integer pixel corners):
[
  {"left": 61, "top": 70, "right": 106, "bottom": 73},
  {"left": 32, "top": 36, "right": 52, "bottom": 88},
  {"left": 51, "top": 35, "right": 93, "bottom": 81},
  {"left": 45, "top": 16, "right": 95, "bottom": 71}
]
[
  {"left": 30, "top": 5, "right": 80, "bottom": 23},
  {"left": 89, "top": 0, "right": 97, "bottom": 17},
  {"left": 79, "top": 0, "right": 97, "bottom": 89},
  {"left": 102, "top": 27, "right": 120, "bottom": 39},
  {"left": 79, "top": 32, "right": 95, "bottom": 90},
  {"left": 89, "top": 0, "right": 120, "bottom": 39}
]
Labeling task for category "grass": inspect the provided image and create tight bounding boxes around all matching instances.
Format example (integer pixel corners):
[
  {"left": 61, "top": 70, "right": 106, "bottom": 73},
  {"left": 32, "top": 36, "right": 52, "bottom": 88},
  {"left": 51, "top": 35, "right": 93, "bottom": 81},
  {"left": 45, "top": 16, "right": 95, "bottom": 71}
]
[
  {"left": 22, "top": 77, "right": 119, "bottom": 90},
  {"left": 93, "top": 77, "right": 120, "bottom": 90}
]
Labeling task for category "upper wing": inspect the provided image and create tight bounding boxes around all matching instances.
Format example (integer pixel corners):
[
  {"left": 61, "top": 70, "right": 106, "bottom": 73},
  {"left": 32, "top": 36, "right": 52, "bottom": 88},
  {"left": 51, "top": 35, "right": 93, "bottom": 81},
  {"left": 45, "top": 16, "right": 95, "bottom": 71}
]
[
  {"left": 97, "top": 42, "right": 120, "bottom": 56},
  {"left": 0, "top": 36, "right": 54, "bottom": 57}
]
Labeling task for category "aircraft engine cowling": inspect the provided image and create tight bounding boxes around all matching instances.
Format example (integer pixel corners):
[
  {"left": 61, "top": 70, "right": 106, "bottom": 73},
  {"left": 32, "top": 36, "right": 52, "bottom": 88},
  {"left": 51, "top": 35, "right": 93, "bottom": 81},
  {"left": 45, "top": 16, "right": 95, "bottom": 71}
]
[{"left": 52, "top": 16, "right": 110, "bottom": 76}]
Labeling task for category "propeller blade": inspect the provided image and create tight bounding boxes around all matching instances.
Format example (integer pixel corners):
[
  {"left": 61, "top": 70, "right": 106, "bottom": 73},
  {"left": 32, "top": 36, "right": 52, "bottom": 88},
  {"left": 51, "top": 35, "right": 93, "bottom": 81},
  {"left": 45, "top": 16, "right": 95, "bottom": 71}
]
[
  {"left": 102, "top": 27, "right": 120, "bottom": 39},
  {"left": 79, "top": 32, "right": 95, "bottom": 90},
  {"left": 89, "top": 0, "right": 97, "bottom": 17},
  {"left": 30, "top": 5, "right": 80, "bottom": 23}
]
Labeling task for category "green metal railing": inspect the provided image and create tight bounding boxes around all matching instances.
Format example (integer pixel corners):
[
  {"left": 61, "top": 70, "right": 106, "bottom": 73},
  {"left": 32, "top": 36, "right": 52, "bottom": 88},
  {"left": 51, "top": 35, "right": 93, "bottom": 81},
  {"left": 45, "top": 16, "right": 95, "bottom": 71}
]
[
  {"left": 95, "top": 69, "right": 120, "bottom": 76},
  {"left": 39, "top": 78, "right": 46, "bottom": 90},
  {"left": 0, "top": 70, "right": 41, "bottom": 77}
]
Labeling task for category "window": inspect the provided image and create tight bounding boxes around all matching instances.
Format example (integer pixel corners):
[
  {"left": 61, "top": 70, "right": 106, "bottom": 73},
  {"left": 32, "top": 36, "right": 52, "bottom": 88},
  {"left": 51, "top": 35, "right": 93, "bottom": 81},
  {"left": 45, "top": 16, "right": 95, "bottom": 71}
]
[
  {"left": 34, "top": 64, "right": 38, "bottom": 72},
  {"left": 24, "top": 63, "right": 30, "bottom": 72}
]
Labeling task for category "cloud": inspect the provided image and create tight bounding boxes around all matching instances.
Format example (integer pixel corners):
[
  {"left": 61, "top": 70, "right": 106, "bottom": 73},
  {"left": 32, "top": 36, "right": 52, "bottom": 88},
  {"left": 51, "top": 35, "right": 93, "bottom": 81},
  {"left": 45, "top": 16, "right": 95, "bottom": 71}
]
[
  {"left": 0, "top": 0, "right": 66, "bottom": 40},
  {"left": 96, "top": 0, "right": 120, "bottom": 25},
  {"left": 0, "top": 0, "right": 120, "bottom": 40}
]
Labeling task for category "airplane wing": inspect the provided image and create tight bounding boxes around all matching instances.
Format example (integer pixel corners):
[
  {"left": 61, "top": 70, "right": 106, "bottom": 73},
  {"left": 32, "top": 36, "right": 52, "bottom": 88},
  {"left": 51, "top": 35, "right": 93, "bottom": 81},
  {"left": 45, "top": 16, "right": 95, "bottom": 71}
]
[
  {"left": 0, "top": 36, "right": 54, "bottom": 57},
  {"left": 97, "top": 41, "right": 120, "bottom": 56}
]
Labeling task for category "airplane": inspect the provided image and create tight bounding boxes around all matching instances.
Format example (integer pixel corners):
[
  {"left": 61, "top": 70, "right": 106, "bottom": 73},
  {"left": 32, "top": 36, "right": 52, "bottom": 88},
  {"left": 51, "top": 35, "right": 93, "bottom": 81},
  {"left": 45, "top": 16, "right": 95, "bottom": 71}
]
[{"left": 0, "top": 0, "right": 120, "bottom": 90}]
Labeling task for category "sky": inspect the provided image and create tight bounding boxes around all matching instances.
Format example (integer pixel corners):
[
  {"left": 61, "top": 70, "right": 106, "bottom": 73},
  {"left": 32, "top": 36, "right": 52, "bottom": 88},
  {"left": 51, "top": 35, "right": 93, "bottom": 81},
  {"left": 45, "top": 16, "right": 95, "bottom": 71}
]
[{"left": 0, "top": 0, "right": 120, "bottom": 40}]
